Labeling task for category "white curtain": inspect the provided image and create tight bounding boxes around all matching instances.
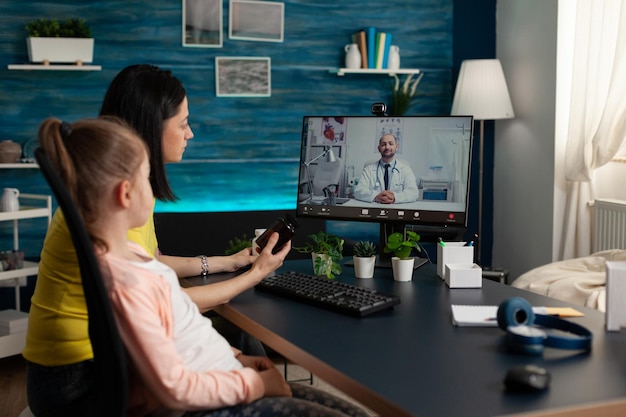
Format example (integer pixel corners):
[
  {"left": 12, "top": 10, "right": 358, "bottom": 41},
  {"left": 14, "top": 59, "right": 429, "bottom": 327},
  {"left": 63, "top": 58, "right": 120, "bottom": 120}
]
[{"left": 560, "top": 0, "right": 626, "bottom": 259}]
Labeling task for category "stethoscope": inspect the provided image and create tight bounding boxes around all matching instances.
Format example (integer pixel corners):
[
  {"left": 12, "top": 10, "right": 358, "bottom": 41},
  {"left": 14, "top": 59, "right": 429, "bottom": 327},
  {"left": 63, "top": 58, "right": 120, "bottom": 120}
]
[{"left": 374, "top": 160, "right": 399, "bottom": 189}]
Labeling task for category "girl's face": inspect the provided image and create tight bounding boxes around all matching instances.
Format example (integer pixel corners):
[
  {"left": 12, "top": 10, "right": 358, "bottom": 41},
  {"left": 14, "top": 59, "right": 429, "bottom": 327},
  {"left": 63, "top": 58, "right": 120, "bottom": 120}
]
[
  {"left": 131, "top": 153, "right": 155, "bottom": 228},
  {"left": 162, "top": 96, "right": 194, "bottom": 163}
]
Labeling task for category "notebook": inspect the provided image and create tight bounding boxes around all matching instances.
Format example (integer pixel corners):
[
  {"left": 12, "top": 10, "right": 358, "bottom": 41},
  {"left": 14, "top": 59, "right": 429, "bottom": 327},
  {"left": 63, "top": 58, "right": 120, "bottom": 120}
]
[{"left": 451, "top": 305, "right": 584, "bottom": 327}]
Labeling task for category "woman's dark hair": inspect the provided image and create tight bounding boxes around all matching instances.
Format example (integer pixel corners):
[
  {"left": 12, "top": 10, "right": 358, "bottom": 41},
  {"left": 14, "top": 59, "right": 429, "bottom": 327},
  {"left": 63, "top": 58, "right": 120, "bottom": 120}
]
[{"left": 99, "top": 64, "right": 186, "bottom": 201}]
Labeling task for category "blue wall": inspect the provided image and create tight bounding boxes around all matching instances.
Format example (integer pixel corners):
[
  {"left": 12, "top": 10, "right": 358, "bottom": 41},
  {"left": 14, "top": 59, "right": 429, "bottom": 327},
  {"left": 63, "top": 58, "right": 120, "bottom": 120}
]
[{"left": 0, "top": 0, "right": 455, "bottom": 256}]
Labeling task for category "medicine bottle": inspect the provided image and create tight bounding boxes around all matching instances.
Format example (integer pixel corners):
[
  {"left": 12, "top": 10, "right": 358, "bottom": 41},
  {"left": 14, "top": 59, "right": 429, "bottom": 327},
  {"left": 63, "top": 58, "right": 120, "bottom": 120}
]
[
  {"left": 251, "top": 228, "right": 267, "bottom": 256},
  {"left": 255, "top": 213, "right": 300, "bottom": 254}
]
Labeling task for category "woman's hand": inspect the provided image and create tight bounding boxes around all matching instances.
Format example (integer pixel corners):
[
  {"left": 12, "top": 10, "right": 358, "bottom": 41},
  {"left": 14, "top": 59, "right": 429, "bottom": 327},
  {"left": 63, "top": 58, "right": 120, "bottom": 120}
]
[
  {"left": 222, "top": 247, "right": 257, "bottom": 272},
  {"left": 248, "top": 232, "right": 290, "bottom": 281}
]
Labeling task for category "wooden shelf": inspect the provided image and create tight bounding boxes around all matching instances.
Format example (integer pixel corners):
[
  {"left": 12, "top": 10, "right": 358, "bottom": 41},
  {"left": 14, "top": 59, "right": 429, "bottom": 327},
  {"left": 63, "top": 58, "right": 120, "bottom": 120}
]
[
  {"left": 7, "top": 64, "right": 101, "bottom": 71},
  {"left": 332, "top": 68, "right": 421, "bottom": 76}
]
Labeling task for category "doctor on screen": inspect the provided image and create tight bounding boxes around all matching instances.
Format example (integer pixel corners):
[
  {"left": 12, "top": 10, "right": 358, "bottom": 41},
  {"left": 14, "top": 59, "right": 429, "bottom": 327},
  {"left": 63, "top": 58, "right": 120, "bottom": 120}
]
[{"left": 353, "top": 133, "right": 419, "bottom": 204}]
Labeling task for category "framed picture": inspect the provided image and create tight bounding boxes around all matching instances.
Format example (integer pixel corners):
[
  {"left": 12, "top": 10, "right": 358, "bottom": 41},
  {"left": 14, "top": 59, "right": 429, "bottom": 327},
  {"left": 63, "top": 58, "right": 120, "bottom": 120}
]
[
  {"left": 229, "top": 0, "right": 284, "bottom": 42},
  {"left": 215, "top": 57, "right": 271, "bottom": 97},
  {"left": 182, "top": 0, "right": 222, "bottom": 47}
]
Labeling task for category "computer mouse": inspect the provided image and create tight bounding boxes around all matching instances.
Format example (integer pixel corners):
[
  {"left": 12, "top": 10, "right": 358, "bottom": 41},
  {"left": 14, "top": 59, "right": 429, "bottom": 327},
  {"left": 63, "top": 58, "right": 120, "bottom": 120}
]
[{"left": 504, "top": 365, "right": 551, "bottom": 392}]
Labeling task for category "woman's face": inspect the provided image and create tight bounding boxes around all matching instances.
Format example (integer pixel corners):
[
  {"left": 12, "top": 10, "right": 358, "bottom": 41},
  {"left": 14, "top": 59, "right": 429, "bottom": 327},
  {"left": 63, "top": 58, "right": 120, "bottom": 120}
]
[{"left": 162, "top": 96, "right": 194, "bottom": 163}]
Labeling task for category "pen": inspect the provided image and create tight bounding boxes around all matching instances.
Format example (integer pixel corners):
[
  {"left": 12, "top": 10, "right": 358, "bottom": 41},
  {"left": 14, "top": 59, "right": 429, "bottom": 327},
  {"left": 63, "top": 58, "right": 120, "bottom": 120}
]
[
  {"left": 465, "top": 241, "right": 474, "bottom": 247},
  {"left": 438, "top": 237, "right": 446, "bottom": 247}
]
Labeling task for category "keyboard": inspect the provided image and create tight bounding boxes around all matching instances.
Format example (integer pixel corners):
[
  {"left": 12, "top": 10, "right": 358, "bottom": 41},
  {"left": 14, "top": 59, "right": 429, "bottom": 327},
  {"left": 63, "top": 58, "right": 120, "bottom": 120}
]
[{"left": 255, "top": 271, "right": 401, "bottom": 317}]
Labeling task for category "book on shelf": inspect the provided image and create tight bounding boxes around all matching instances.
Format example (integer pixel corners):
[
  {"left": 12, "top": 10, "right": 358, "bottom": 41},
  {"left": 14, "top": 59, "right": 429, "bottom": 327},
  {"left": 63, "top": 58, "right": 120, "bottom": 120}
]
[
  {"left": 375, "top": 32, "right": 386, "bottom": 69},
  {"left": 355, "top": 30, "right": 368, "bottom": 69},
  {"left": 382, "top": 33, "right": 393, "bottom": 69},
  {"left": 366, "top": 27, "right": 376, "bottom": 69}
]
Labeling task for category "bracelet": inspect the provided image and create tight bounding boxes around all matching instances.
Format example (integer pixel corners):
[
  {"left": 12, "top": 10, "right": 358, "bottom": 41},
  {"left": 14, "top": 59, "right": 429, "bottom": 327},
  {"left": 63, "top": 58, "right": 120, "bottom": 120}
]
[{"left": 197, "top": 255, "right": 209, "bottom": 277}]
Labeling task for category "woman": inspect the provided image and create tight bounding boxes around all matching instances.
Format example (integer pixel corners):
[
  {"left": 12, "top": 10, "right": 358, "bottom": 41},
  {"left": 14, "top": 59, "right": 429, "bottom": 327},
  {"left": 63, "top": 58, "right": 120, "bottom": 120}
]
[
  {"left": 34, "top": 116, "right": 368, "bottom": 417},
  {"left": 23, "top": 65, "right": 269, "bottom": 414}
]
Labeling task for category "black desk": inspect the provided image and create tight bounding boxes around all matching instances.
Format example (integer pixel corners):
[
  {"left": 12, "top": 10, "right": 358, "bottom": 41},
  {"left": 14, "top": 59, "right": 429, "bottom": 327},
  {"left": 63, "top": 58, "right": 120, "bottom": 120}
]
[{"left": 184, "top": 260, "right": 626, "bottom": 417}]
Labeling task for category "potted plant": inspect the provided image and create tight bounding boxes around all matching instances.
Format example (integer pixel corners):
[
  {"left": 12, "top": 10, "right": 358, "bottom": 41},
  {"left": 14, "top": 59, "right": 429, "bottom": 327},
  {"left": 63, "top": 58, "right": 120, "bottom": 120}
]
[
  {"left": 352, "top": 240, "right": 377, "bottom": 279},
  {"left": 25, "top": 18, "right": 94, "bottom": 65},
  {"left": 384, "top": 230, "right": 421, "bottom": 281},
  {"left": 294, "top": 231, "right": 344, "bottom": 279},
  {"left": 224, "top": 233, "right": 252, "bottom": 255}
]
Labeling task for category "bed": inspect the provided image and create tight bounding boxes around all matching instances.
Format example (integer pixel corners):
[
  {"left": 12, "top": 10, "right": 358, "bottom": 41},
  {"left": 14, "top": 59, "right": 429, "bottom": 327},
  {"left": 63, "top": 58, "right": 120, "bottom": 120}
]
[{"left": 511, "top": 249, "right": 626, "bottom": 312}]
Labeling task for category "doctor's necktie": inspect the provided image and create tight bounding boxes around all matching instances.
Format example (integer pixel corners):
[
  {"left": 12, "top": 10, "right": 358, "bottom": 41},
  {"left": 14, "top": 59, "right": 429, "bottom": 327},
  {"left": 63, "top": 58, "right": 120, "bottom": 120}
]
[{"left": 384, "top": 163, "right": 390, "bottom": 190}]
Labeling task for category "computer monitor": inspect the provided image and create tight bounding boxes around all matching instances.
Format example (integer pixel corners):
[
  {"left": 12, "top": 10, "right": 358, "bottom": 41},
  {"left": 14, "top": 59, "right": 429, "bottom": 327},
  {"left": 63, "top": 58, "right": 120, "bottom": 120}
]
[{"left": 295, "top": 115, "right": 474, "bottom": 265}]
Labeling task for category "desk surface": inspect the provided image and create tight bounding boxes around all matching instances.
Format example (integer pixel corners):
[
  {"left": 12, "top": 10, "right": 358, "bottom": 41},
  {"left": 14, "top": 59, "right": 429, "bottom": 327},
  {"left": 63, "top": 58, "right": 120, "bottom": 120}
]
[{"left": 184, "top": 260, "right": 626, "bottom": 417}]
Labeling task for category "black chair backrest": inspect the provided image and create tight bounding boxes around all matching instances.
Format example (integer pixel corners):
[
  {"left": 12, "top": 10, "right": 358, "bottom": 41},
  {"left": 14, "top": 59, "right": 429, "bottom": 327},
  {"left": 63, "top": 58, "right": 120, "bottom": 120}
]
[{"left": 35, "top": 147, "right": 128, "bottom": 417}]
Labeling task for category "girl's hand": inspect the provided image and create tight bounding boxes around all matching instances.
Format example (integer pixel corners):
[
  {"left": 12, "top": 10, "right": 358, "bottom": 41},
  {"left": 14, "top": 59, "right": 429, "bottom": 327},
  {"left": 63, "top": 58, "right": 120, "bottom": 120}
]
[{"left": 258, "top": 367, "right": 292, "bottom": 397}]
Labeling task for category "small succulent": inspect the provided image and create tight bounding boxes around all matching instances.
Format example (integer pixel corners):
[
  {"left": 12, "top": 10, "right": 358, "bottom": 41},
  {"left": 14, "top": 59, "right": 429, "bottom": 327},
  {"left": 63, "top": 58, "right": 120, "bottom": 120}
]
[{"left": 353, "top": 241, "right": 376, "bottom": 257}]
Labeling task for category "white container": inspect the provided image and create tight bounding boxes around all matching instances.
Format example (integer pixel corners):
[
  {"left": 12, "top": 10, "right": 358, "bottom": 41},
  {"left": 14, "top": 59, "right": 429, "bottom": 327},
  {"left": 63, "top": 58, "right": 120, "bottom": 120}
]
[
  {"left": 391, "top": 257, "right": 414, "bottom": 282},
  {"left": 387, "top": 45, "right": 400, "bottom": 70},
  {"left": 251, "top": 228, "right": 266, "bottom": 255},
  {"left": 27, "top": 37, "right": 94, "bottom": 64},
  {"left": 436, "top": 242, "right": 474, "bottom": 279},
  {"left": 1, "top": 188, "right": 19, "bottom": 212},
  {"left": 445, "top": 263, "right": 482, "bottom": 288},
  {"left": 353, "top": 255, "right": 376, "bottom": 279},
  {"left": 344, "top": 43, "right": 361, "bottom": 69}
]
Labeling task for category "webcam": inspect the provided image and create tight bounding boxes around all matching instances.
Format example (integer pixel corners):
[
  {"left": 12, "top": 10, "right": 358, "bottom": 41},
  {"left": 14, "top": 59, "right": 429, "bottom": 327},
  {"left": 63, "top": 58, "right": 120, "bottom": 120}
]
[{"left": 371, "top": 102, "right": 387, "bottom": 116}]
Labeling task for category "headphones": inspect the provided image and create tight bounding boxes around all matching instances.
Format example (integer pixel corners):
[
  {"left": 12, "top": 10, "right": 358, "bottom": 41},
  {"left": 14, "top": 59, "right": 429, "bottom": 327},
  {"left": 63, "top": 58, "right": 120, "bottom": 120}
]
[{"left": 496, "top": 297, "right": 593, "bottom": 355}]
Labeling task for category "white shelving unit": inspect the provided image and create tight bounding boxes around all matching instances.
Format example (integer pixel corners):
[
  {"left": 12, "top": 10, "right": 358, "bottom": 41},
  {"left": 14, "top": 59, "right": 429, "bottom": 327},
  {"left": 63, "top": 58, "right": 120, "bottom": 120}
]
[
  {"left": 331, "top": 68, "right": 421, "bottom": 76},
  {"left": 0, "top": 163, "right": 38, "bottom": 169},
  {"left": 0, "top": 193, "right": 52, "bottom": 358}
]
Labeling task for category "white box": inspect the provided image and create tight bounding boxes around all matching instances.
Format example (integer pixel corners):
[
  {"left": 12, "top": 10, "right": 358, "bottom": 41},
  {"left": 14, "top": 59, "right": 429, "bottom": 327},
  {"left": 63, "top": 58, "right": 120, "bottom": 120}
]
[
  {"left": 0, "top": 309, "right": 28, "bottom": 335},
  {"left": 605, "top": 261, "right": 626, "bottom": 331},
  {"left": 437, "top": 242, "right": 474, "bottom": 279},
  {"left": 445, "top": 263, "right": 482, "bottom": 288}
]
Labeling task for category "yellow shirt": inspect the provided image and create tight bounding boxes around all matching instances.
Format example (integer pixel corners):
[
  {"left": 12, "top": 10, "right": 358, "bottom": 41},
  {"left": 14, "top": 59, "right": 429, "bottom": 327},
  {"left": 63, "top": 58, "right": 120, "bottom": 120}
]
[{"left": 23, "top": 201, "right": 158, "bottom": 366}]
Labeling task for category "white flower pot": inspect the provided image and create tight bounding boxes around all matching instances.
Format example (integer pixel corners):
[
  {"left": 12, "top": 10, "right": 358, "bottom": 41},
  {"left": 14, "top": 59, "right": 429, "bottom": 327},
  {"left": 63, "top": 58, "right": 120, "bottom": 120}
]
[
  {"left": 391, "top": 257, "right": 415, "bottom": 282},
  {"left": 311, "top": 253, "right": 332, "bottom": 277},
  {"left": 27, "top": 37, "right": 94, "bottom": 64},
  {"left": 353, "top": 255, "right": 376, "bottom": 279}
]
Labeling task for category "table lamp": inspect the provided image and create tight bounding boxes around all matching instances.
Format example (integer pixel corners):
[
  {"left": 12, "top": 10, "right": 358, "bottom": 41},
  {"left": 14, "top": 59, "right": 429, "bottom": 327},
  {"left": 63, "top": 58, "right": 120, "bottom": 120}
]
[
  {"left": 451, "top": 59, "right": 514, "bottom": 265},
  {"left": 303, "top": 146, "right": 337, "bottom": 200}
]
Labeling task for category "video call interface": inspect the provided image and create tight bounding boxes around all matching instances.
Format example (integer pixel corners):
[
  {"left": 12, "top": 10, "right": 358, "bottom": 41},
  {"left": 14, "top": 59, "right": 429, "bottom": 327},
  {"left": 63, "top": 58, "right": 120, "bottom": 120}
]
[{"left": 296, "top": 115, "right": 474, "bottom": 227}]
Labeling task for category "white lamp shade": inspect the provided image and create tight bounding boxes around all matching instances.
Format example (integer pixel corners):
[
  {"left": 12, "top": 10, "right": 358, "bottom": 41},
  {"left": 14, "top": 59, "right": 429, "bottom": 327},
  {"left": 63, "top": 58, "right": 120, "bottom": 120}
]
[{"left": 451, "top": 59, "right": 514, "bottom": 121}]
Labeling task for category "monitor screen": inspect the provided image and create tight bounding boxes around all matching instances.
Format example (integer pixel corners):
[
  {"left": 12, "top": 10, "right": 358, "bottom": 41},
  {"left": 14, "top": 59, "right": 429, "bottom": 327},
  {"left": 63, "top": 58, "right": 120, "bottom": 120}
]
[{"left": 295, "top": 115, "right": 474, "bottom": 238}]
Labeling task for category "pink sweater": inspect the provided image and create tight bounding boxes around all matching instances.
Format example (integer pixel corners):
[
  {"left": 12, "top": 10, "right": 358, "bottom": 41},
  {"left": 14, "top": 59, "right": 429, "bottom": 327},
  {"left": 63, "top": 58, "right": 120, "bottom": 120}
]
[{"left": 98, "top": 243, "right": 264, "bottom": 416}]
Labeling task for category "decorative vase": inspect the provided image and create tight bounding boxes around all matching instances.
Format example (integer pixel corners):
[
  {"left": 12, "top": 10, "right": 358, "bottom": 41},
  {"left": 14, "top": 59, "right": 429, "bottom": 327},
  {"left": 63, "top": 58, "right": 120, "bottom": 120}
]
[
  {"left": 1, "top": 188, "right": 20, "bottom": 212},
  {"left": 388, "top": 45, "right": 400, "bottom": 70},
  {"left": 391, "top": 257, "right": 415, "bottom": 282},
  {"left": 344, "top": 43, "right": 361, "bottom": 69},
  {"left": 353, "top": 255, "right": 376, "bottom": 279},
  {"left": 0, "top": 140, "right": 22, "bottom": 163}
]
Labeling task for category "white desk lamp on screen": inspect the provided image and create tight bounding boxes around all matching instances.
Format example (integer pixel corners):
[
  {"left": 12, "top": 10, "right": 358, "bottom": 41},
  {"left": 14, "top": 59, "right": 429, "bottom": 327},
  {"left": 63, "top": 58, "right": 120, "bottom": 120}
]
[
  {"left": 451, "top": 59, "right": 514, "bottom": 265},
  {"left": 303, "top": 146, "right": 337, "bottom": 202}
]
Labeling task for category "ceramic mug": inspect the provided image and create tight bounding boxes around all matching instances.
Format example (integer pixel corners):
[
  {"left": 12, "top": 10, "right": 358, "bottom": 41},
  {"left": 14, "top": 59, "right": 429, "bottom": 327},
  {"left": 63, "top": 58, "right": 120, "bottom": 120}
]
[{"left": 1, "top": 188, "right": 19, "bottom": 212}]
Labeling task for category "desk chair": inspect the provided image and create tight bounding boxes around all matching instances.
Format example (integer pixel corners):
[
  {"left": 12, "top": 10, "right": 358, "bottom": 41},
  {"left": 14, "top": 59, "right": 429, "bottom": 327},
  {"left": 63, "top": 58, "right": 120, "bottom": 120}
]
[{"left": 21, "top": 148, "right": 129, "bottom": 417}]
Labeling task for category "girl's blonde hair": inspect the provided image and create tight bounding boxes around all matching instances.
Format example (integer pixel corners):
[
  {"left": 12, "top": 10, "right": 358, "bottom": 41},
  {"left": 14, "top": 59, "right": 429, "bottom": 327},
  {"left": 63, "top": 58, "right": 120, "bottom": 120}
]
[{"left": 38, "top": 116, "right": 149, "bottom": 247}]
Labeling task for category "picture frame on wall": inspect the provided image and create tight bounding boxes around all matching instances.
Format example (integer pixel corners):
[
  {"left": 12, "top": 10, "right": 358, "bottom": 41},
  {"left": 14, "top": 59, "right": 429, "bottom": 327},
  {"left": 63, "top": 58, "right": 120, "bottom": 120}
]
[
  {"left": 182, "top": 0, "right": 222, "bottom": 47},
  {"left": 229, "top": 0, "right": 284, "bottom": 42},
  {"left": 215, "top": 57, "right": 271, "bottom": 97}
]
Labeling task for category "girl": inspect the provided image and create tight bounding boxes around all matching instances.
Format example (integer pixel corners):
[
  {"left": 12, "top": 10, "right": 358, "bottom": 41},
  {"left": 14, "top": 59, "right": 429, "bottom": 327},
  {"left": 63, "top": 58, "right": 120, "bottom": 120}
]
[{"left": 35, "top": 116, "right": 369, "bottom": 417}]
